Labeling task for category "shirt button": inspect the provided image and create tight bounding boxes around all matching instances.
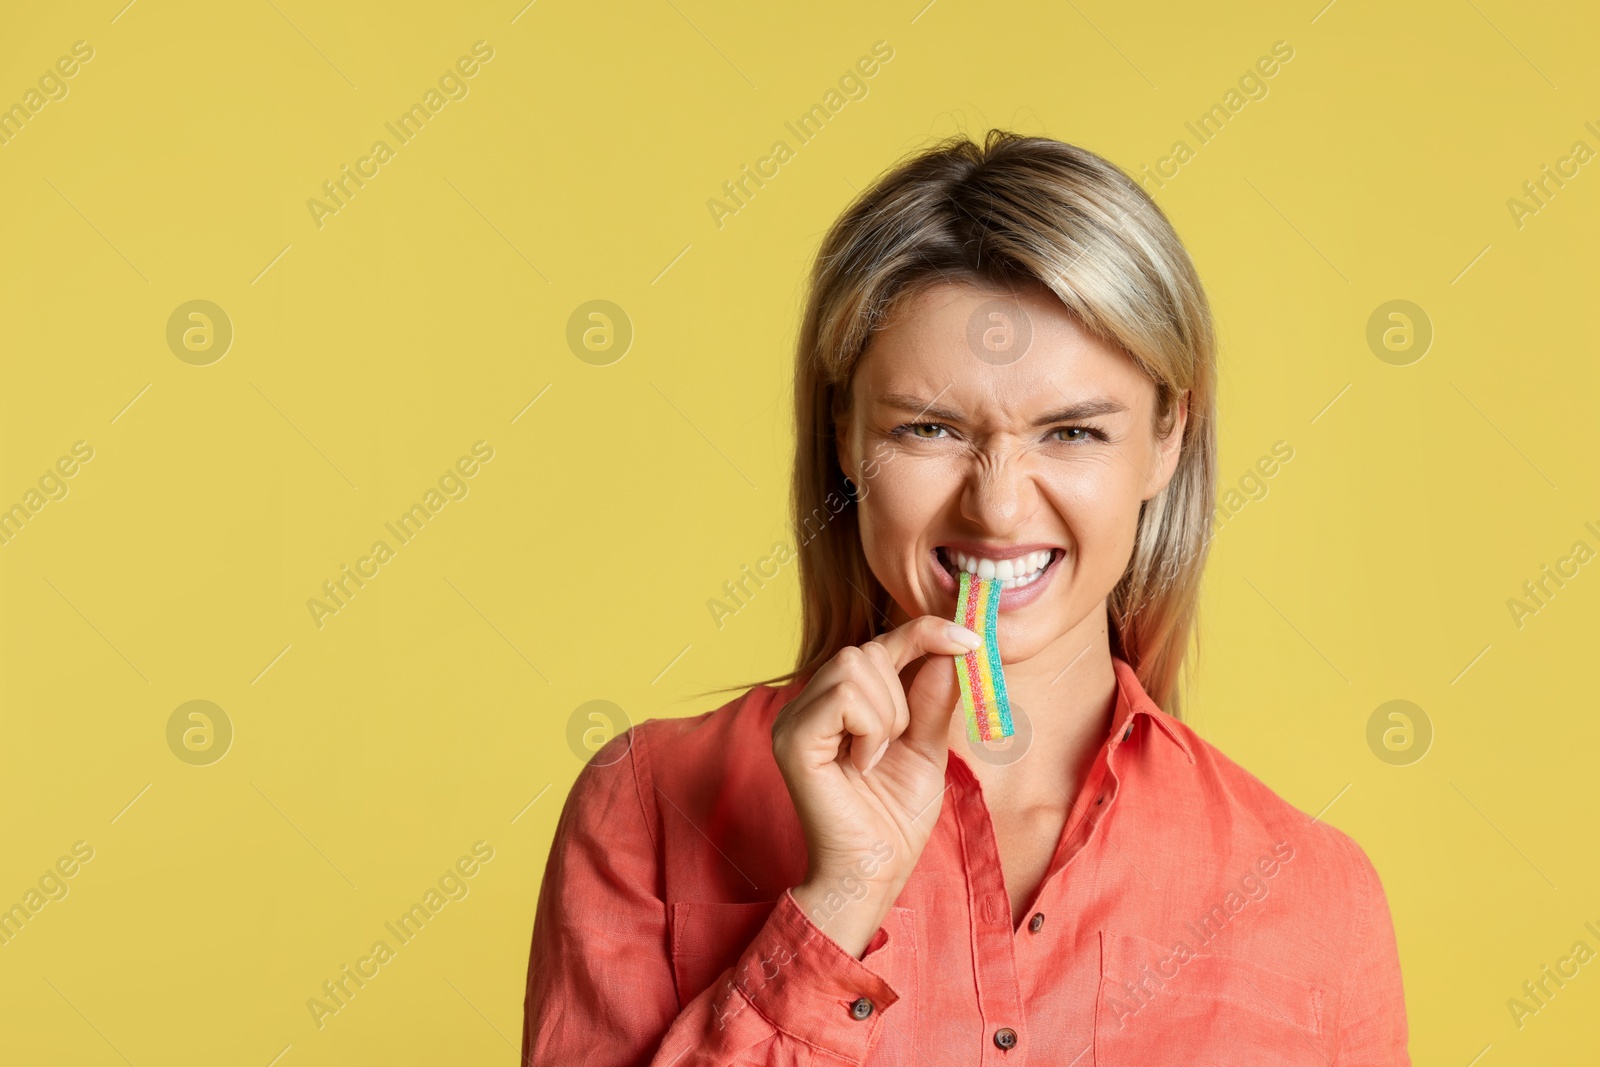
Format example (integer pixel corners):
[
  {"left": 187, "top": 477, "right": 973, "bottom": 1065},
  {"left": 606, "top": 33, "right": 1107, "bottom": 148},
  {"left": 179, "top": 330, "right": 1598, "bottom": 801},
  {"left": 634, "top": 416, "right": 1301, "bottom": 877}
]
[
  {"left": 849, "top": 997, "right": 873, "bottom": 1020},
  {"left": 1095, "top": 795, "right": 1105, "bottom": 806},
  {"left": 1028, "top": 912, "right": 1045, "bottom": 933},
  {"left": 994, "top": 1027, "right": 1018, "bottom": 1049}
]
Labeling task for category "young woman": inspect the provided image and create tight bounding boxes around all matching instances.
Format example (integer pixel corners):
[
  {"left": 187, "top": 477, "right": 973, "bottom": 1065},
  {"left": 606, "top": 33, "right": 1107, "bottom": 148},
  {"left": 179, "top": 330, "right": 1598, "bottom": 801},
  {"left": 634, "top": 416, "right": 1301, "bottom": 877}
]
[{"left": 522, "top": 130, "right": 1408, "bottom": 1065}]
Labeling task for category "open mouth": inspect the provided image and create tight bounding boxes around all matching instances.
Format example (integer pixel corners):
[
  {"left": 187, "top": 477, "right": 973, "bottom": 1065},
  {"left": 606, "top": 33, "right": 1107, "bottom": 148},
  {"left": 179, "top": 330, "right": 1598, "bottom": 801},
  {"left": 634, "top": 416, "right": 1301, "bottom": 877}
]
[{"left": 935, "top": 547, "right": 1062, "bottom": 591}]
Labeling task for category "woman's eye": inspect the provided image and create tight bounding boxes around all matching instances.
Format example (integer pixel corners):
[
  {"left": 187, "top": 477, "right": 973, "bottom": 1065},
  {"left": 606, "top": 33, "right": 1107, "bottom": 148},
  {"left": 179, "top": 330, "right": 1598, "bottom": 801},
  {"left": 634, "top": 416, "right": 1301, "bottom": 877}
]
[{"left": 907, "top": 423, "right": 947, "bottom": 439}]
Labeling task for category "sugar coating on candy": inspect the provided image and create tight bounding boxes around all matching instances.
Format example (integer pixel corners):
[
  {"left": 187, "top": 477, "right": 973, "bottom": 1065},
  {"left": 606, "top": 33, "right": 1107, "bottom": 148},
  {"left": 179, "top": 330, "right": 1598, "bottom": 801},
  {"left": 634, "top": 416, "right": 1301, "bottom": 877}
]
[{"left": 953, "top": 571, "right": 1015, "bottom": 744}]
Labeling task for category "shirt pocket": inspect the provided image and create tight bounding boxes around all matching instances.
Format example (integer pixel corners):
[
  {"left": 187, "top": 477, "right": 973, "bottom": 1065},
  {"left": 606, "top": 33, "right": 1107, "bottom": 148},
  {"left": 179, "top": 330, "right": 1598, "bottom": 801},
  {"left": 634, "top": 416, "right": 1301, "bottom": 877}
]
[
  {"left": 670, "top": 899, "right": 780, "bottom": 1007},
  {"left": 1094, "top": 930, "right": 1334, "bottom": 1065}
]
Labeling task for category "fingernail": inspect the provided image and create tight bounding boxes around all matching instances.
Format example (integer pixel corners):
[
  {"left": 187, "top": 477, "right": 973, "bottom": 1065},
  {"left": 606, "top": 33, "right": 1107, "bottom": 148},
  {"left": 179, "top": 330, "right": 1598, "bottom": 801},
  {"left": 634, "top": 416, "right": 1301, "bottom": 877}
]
[
  {"left": 865, "top": 738, "right": 890, "bottom": 774},
  {"left": 946, "top": 623, "right": 982, "bottom": 650}
]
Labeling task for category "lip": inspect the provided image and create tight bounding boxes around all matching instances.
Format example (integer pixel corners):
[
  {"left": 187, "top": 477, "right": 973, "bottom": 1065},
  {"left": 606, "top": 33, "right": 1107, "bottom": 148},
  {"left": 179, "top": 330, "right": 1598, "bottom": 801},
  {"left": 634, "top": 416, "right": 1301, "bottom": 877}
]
[{"left": 929, "top": 541, "right": 1067, "bottom": 611}]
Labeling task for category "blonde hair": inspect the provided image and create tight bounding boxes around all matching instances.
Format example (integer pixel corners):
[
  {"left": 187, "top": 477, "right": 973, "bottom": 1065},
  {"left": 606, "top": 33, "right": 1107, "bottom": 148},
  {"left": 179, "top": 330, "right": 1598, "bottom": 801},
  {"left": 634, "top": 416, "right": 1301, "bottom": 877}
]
[{"left": 771, "top": 129, "right": 1217, "bottom": 715}]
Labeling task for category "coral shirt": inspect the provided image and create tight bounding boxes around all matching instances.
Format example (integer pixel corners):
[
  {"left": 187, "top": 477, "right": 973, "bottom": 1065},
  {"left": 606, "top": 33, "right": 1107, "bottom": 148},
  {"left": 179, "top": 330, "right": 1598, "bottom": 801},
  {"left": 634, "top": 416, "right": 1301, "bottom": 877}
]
[{"left": 522, "top": 656, "right": 1409, "bottom": 1065}]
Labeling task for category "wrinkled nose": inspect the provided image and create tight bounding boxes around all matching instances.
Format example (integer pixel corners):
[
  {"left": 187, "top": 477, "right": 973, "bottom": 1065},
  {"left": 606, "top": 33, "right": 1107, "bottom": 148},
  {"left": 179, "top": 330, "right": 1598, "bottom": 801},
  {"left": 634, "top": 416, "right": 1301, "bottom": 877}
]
[{"left": 960, "top": 451, "right": 1037, "bottom": 533}]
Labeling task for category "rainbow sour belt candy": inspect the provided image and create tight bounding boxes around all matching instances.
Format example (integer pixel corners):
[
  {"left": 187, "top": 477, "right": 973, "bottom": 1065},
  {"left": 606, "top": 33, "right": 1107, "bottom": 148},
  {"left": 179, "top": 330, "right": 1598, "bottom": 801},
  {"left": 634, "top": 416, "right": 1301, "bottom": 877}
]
[{"left": 953, "top": 571, "right": 1015, "bottom": 744}]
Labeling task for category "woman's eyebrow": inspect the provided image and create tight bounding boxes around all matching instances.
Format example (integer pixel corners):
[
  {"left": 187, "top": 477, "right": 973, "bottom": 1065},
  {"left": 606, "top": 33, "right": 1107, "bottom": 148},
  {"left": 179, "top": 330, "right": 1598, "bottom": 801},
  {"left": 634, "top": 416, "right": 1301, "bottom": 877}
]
[
  {"left": 876, "top": 392, "right": 1129, "bottom": 425},
  {"left": 877, "top": 392, "right": 965, "bottom": 422},
  {"left": 1032, "top": 397, "right": 1128, "bottom": 425}
]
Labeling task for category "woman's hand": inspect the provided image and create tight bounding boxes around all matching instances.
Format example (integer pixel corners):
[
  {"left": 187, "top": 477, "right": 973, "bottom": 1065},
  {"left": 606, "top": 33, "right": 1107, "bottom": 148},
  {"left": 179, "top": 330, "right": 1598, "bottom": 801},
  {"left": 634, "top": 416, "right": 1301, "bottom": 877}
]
[{"left": 771, "top": 614, "right": 981, "bottom": 956}]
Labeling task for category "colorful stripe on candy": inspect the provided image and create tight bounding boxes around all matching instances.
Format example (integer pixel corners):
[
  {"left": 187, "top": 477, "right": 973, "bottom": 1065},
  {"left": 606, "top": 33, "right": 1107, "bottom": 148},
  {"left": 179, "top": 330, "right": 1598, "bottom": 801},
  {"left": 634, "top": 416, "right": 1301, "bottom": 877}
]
[
  {"left": 973, "top": 580, "right": 1004, "bottom": 740},
  {"left": 956, "top": 573, "right": 990, "bottom": 742},
  {"left": 954, "top": 572, "right": 1014, "bottom": 743},
  {"left": 982, "top": 576, "right": 1015, "bottom": 735}
]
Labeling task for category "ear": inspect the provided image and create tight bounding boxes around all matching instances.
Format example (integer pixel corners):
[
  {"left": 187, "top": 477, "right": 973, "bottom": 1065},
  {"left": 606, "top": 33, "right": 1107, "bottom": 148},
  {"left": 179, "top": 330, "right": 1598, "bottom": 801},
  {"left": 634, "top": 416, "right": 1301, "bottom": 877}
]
[{"left": 1142, "top": 390, "right": 1188, "bottom": 501}]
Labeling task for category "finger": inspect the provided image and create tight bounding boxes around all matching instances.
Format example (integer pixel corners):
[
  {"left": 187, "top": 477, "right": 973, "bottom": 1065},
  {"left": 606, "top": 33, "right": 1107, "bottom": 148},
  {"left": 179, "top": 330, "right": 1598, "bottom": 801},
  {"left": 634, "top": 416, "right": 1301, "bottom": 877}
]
[
  {"left": 842, "top": 643, "right": 901, "bottom": 752},
  {"left": 899, "top": 649, "right": 962, "bottom": 758},
  {"left": 870, "top": 614, "right": 981, "bottom": 672},
  {"left": 832, "top": 647, "right": 898, "bottom": 773},
  {"left": 782, "top": 669, "right": 893, "bottom": 773},
  {"left": 829, "top": 676, "right": 893, "bottom": 775},
  {"left": 838, "top": 642, "right": 894, "bottom": 711},
  {"left": 774, "top": 648, "right": 862, "bottom": 729},
  {"left": 859, "top": 640, "right": 911, "bottom": 748}
]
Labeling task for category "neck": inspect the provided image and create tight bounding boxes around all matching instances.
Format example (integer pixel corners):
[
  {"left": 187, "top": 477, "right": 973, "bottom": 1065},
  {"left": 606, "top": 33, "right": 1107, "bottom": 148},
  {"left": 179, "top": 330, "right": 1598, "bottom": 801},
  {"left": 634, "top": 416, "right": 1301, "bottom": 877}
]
[{"left": 946, "top": 603, "right": 1119, "bottom": 812}]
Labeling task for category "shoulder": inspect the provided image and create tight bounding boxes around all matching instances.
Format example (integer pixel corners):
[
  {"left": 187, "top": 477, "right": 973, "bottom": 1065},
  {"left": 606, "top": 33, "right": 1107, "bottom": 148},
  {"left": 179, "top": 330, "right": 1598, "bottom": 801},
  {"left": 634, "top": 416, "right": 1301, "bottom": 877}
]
[
  {"left": 1158, "top": 713, "right": 1386, "bottom": 900},
  {"left": 1116, "top": 658, "right": 1374, "bottom": 885},
  {"left": 625, "top": 681, "right": 799, "bottom": 772},
  {"left": 561, "top": 682, "right": 810, "bottom": 896},
  {"left": 570, "top": 681, "right": 801, "bottom": 816},
  {"left": 642, "top": 681, "right": 796, "bottom": 743}
]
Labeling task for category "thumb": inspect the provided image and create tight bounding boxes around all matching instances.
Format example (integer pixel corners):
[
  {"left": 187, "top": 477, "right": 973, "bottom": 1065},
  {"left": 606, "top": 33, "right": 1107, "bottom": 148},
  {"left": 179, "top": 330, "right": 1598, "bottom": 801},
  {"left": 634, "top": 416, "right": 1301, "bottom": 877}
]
[{"left": 900, "top": 652, "right": 962, "bottom": 759}]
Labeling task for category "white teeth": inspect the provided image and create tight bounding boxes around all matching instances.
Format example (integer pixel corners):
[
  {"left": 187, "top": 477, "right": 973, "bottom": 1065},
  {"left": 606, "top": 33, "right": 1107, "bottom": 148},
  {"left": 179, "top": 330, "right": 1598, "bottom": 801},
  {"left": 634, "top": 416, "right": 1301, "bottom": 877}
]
[{"left": 946, "top": 549, "right": 1055, "bottom": 586}]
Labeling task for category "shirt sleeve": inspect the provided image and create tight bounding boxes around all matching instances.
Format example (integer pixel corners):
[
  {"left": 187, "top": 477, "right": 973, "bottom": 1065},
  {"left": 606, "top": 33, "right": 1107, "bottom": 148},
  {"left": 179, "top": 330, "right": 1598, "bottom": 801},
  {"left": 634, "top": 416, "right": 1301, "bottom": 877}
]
[
  {"left": 521, "top": 726, "right": 908, "bottom": 1066},
  {"left": 1334, "top": 832, "right": 1410, "bottom": 1066}
]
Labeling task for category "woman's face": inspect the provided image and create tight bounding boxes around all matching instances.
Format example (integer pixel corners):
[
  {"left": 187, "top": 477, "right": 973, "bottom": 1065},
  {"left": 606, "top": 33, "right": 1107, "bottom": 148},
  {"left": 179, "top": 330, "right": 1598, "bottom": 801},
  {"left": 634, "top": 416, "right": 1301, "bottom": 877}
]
[{"left": 839, "top": 281, "right": 1187, "bottom": 664}]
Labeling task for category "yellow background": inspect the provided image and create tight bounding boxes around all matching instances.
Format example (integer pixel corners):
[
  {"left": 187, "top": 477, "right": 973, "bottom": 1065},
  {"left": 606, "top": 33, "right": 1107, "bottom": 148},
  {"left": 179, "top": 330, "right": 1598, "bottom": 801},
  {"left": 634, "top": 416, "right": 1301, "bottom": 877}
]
[{"left": 1, "top": 0, "right": 1595, "bottom": 1062}]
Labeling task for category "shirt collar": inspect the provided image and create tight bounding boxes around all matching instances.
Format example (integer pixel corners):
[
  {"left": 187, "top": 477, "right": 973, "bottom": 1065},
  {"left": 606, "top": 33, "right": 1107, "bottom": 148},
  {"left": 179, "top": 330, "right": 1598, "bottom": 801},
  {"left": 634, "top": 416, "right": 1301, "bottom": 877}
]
[{"left": 1109, "top": 655, "right": 1196, "bottom": 764}]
